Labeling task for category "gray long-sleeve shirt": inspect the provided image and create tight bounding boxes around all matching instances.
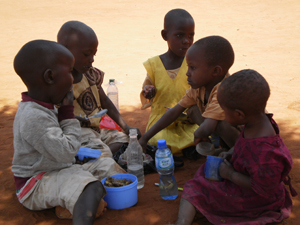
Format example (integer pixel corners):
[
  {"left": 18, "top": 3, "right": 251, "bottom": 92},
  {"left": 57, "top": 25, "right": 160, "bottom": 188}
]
[{"left": 12, "top": 101, "right": 81, "bottom": 178}]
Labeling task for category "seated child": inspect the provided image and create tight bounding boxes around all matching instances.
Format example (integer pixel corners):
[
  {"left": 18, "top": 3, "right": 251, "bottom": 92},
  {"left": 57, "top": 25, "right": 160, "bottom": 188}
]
[
  {"left": 140, "top": 8, "right": 199, "bottom": 155},
  {"left": 11, "top": 40, "right": 125, "bottom": 224},
  {"left": 175, "top": 69, "right": 297, "bottom": 225},
  {"left": 57, "top": 20, "right": 141, "bottom": 156},
  {"left": 139, "top": 36, "right": 240, "bottom": 156}
]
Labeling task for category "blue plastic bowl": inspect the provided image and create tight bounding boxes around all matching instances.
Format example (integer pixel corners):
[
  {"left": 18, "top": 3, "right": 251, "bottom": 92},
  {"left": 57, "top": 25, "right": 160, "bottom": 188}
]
[
  {"left": 101, "top": 174, "right": 138, "bottom": 210},
  {"left": 204, "top": 156, "right": 224, "bottom": 181}
]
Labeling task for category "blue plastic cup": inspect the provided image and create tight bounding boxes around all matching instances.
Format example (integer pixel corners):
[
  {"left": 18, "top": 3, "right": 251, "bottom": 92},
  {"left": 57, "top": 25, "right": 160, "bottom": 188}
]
[
  {"left": 204, "top": 156, "right": 224, "bottom": 181},
  {"left": 101, "top": 174, "right": 138, "bottom": 210}
]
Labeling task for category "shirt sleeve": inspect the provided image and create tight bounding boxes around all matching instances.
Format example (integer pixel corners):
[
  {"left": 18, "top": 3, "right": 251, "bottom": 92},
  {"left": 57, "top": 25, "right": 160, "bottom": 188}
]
[
  {"left": 202, "top": 86, "right": 225, "bottom": 120},
  {"left": 178, "top": 87, "right": 197, "bottom": 109}
]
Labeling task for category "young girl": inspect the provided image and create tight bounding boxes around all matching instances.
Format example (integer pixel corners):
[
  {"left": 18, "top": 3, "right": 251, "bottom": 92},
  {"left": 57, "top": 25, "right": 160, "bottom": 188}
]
[
  {"left": 140, "top": 8, "right": 198, "bottom": 155},
  {"left": 175, "top": 69, "right": 297, "bottom": 225}
]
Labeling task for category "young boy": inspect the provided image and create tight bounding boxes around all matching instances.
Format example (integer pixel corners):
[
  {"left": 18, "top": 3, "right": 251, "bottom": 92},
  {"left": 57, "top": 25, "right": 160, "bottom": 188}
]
[
  {"left": 57, "top": 20, "right": 141, "bottom": 156},
  {"left": 139, "top": 36, "right": 240, "bottom": 156},
  {"left": 12, "top": 40, "right": 124, "bottom": 224},
  {"left": 140, "top": 9, "right": 199, "bottom": 155}
]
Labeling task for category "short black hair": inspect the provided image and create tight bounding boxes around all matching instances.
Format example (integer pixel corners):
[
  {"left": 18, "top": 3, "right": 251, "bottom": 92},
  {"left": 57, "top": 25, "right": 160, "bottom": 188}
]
[
  {"left": 14, "top": 40, "right": 72, "bottom": 86},
  {"left": 164, "top": 8, "right": 194, "bottom": 30},
  {"left": 57, "top": 20, "right": 96, "bottom": 47},
  {"left": 218, "top": 69, "right": 270, "bottom": 115},
  {"left": 192, "top": 36, "right": 234, "bottom": 72}
]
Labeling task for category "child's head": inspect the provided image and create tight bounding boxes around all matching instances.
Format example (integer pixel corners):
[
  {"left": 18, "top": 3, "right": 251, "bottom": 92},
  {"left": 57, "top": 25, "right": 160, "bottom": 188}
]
[
  {"left": 162, "top": 9, "right": 195, "bottom": 57},
  {"left": 14, "top": 40, "right": 74, "bottom": 104},
  {"left": 57, "top": 21, "right": 98, "bottom": 74},
  {"left": 186, "top": 35, "right": 234, "bottom": 89},
  {"left": 217, "top": 69, "right": 270, "bottom": 125}
]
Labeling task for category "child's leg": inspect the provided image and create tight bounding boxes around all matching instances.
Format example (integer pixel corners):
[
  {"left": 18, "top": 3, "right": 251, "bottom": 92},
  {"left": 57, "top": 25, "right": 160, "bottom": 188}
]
[
  {"left": 215, "top": 120, "right": 240, "bottom": 148},
  {"left": 108, "top": 142, "right": 123, "bottom": 154},
  {"left": 175, "top": 198, "right": 197, "bottom": 225},
  {"left": 73, "top": 181, "right": 104, "bottom": 225}
]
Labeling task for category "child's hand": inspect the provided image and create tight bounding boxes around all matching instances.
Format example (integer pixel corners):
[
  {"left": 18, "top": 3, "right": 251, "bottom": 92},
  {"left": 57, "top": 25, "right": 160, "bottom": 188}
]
[
  {"left": 61, "top": 89, "right": 74, "bottom": 106},
  {"left": 219, "top": 159, "right": 235, "bottom": 180},
  {"left": 139, "top": 137, "right": 148, "bottom": 153},
  {"left": 143, "top": 85, "right": 156, "bottom": 99},
  {"left": 219, "top": 151, "right": 232, "bottom": 161}
]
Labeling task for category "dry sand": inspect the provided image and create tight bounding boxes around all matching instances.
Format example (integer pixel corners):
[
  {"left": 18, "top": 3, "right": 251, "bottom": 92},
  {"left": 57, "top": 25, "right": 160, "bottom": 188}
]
[{"left": 0, "top": 0, "right": 300, "bottom": 224}]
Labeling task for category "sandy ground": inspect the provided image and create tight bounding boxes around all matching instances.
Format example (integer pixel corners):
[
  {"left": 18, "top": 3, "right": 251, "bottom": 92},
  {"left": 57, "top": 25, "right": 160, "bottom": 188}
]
[{"left": 0, "top": 0, "right": 300, "bottom": 224}]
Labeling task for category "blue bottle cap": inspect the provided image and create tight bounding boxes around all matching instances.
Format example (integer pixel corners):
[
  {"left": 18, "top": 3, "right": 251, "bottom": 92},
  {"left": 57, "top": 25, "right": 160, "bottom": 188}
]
[{"left": 157, "top": 139, "right": 167, "bottom": 149}]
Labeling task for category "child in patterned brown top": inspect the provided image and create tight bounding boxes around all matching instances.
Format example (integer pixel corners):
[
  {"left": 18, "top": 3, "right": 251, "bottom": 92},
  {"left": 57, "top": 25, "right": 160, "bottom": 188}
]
[{"left": 57, "top": 21, "right": 141, "bottom": 156}]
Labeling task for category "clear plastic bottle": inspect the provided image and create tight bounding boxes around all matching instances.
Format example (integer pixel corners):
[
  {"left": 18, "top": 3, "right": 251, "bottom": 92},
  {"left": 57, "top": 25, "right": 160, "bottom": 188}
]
[
  {"left": 155, "top": 139, "right": 178, "bottom": 200},
  {"left": 107, "top": 78, "right": 119, "bottom": 111},
  {"left": 126, "top": 129, "right": 145, "bottom": 189}
]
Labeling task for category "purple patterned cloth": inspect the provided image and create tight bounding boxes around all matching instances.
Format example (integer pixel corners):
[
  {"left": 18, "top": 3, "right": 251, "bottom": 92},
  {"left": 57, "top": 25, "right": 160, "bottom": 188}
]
[{"left": 182, "top": 114, "right": 296, "bottom": 225}]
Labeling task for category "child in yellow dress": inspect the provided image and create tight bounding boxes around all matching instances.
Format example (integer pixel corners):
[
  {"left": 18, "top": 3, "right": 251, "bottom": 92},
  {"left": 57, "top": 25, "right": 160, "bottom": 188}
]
[{"left": 140, "top": 8, "right": 198, "bottom": 155}]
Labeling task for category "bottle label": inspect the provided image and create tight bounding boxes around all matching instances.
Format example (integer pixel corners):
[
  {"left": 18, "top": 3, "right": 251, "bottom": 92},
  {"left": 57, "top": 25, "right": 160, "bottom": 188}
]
[{"left": 156, "top": 155, "right": 174, "bottom": 170}]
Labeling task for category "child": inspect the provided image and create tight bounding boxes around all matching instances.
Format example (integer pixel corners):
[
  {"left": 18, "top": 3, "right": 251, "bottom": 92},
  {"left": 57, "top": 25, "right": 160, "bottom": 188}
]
[
  {"left": 140, "top": 8, "right": 199, "bottom": 155},
  {"left": 57, "top": 20, "right": 141, "bottom": 156},
  {"left": 175, "top": 69, "right": 297, "bottom": 225},
  {"left": 139, "top": 36, "right": 240, "bottom": 156},
  {"left": 11, "top": 40, "right": 125, "bottom": 224}
]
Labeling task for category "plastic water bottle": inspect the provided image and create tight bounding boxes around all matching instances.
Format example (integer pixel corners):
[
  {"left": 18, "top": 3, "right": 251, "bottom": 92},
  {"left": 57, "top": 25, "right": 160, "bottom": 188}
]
[
  {"left": 107, "top": 79, "right": 119, "bottom": 111},
  {"left": 126, "top": 129, "right": 144, "bottom": 189},
  {"left": 155, "top": 139, "right": 178, "bottom": 200}
]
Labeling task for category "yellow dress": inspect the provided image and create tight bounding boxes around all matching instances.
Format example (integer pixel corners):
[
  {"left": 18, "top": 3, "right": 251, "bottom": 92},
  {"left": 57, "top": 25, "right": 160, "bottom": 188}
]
[{"left": 142, "top": 56, "right": 198, "bottom": 155}]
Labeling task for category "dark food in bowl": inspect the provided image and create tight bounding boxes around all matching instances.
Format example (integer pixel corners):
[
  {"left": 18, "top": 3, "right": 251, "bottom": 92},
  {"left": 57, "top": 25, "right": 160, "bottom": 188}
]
[{"left": 104, "top": 176, "right": 133, "bottom": 187}]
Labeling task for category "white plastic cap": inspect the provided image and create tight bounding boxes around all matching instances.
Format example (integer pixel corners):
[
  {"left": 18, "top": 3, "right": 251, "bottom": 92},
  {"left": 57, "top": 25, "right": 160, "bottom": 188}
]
[{"left": 129, "top": 129, "right": 137, "bottom": 136}]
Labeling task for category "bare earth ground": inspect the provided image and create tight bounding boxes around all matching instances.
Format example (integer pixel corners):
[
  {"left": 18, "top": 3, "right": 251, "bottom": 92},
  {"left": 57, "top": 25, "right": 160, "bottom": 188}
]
[{"left": 0, "top": 0, "right": 300, "bottom": 224}]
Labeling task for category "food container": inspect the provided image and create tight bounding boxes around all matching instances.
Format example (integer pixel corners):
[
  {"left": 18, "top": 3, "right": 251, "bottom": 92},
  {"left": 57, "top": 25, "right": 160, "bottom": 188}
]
[
  {"left": 204, "top": 155, "right": 224, "bottom": 181},
  {"left": 101, "top": 174, "right": 138, "bottom": 210},
  {"left": 196, "top": 142, "right": 215, "bottom": 156}
]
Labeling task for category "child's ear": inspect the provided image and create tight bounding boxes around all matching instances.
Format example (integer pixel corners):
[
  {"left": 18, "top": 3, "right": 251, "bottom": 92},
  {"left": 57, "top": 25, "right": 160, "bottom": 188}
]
[
  {"left": 43, "top": 69, "right": 54, "bottom": 84},
  {"left": 234, "top": 109, "right": 245, "bottom": 120},
  {"left": 212, "top": 66, "right": 223, "bottom": 77},
  {"left": 161, "top": 29, "right": 168, "bottom": 41}
]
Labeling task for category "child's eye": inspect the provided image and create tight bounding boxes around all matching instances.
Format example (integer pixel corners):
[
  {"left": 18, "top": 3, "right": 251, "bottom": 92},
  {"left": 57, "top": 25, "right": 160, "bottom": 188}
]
[
  {"left": 176, "top": 34, "right": 183, "bottom": 38},
  {"left": 189, "top": 34, "right": 194, "bottom": 38},
  {"left": 190, "top": 66, "right": 196, "bottom": 70}
]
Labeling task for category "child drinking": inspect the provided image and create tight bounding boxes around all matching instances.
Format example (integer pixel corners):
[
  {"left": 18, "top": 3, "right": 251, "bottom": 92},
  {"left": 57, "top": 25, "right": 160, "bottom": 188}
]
[
  {"left": 140, "top": 8, "right": 198, "bottom": 155},
  {"left": 175, "top": 69, "right": 297, "bottom": 225},
  {"left": 12, "top": 40, "right": 126, "bottom": 224}
]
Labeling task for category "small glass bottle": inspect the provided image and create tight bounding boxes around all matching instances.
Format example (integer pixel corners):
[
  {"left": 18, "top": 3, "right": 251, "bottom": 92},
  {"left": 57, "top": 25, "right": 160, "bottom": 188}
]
[{"left": 126, "top": 129, "right": 144, "bottom": 189}]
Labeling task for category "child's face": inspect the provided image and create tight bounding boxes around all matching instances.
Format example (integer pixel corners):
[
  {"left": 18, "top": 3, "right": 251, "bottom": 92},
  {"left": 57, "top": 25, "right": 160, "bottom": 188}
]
[
  {"left": 68, "top": 34, "right": 98, "bottom": 74},
  {"left": 186, "top": 47, "right": 214, "bottom": 89},
  {"left": 51, "top": 53, "right": 75, "bottom": 104},
  {"left": 165, "top": 18, "right": 194, "bottom": 57}
]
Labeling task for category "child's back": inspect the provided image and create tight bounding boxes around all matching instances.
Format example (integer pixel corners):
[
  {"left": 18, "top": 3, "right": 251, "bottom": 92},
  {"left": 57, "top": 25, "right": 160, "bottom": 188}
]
[{"left": 140, "top": 9, "right": 198, "bottom": 155}]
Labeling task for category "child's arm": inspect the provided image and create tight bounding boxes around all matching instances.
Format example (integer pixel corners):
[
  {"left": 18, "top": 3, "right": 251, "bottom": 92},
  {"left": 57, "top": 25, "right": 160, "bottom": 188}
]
[
  {"left": 219, "top": 159, "right": 252, "bottom": 189},
  {"left": 193, "top": 118, "right": 218, "bottom": 144},
  {"left": 139, "top": 104, "right": 186, "bottom": 150},
  {"left": 99, "top": 86, "right": 141, "bottom": 137}
]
